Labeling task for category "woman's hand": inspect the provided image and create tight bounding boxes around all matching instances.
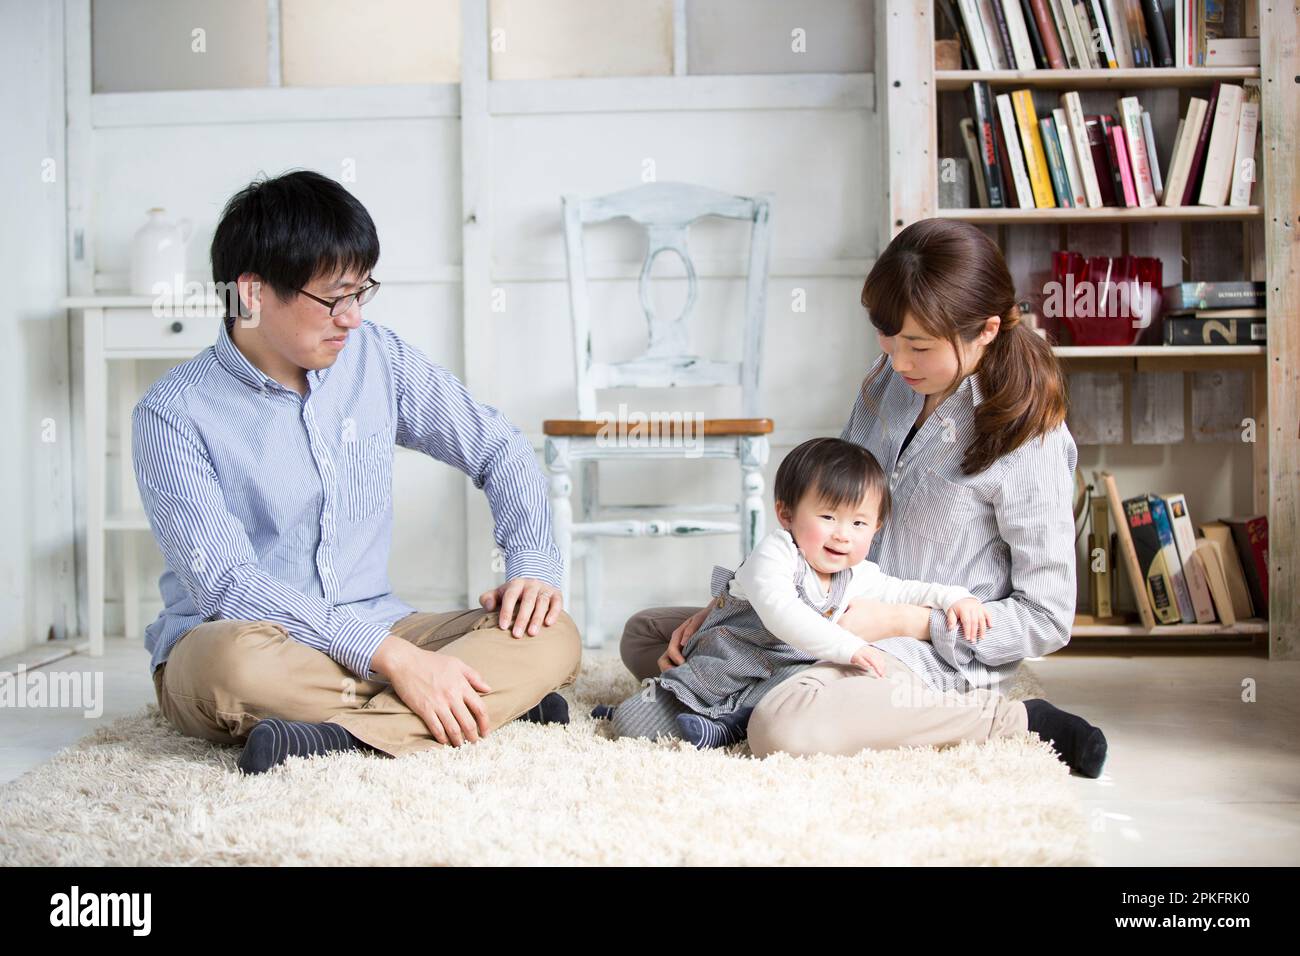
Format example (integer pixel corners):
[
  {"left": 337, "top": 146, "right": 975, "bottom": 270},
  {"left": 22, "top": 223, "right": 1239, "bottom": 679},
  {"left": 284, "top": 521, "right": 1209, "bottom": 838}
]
[
  {"left": 848, "top": 644, "right": 888, "bottom": 678},
  {"left": 837, "top": 599, "right": 932, "bottom": 642},
  {"left": 658, "top": 606, "right": 708, "bottom": 672}
]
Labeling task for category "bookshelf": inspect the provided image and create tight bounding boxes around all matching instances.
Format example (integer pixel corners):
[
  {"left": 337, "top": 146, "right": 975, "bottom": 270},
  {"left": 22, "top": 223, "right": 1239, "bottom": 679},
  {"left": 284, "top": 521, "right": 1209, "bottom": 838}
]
[{"left": 877, "top": 0, "right": 1297, "bottom": 657}]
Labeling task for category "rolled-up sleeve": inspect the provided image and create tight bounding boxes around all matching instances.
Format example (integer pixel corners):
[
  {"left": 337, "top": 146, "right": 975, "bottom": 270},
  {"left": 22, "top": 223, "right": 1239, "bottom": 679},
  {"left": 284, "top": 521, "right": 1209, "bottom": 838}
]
[
  {"left": 132, "top": 401, "right": 394, "bottom": 680},
  {"left": 928, "top": 425, "right": 1077, "bottom": 668},
  {"left": 376, "top": 322, "right": 563, "bottom": 589}
]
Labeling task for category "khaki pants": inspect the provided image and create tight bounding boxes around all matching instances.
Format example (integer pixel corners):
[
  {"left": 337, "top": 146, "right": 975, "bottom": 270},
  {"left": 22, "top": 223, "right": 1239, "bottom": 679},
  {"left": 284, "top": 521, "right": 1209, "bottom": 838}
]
[
  {"left": 620, "top": 606, "right": 1027, "bottom": 758},
  {"left": 153, "top": 608, "right": 582, "bottom": 758}
]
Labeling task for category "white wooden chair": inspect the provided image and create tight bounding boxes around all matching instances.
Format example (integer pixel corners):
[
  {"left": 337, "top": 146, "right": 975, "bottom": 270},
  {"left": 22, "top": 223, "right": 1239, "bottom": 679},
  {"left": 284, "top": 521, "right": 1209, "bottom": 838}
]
[{"left": 543, "top": 182, "right": 774, "bottom": 647}]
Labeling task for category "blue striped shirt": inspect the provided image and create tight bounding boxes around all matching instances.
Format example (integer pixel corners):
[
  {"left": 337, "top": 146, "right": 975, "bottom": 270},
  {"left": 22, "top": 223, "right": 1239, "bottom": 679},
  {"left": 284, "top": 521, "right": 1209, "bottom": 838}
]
[
  {"left": 132, "top": 316, "right": 562, "bottom": 679},
  {"left": 842, "top": 353, "right": 1078, "bottom": 693}
]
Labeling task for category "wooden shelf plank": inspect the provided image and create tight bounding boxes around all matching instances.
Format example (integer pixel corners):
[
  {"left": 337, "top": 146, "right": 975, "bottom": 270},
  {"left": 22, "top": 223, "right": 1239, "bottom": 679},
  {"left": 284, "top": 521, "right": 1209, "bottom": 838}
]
[
  {"left": 1072, "top": 618, "right": 1269, "bottom": 637},
  {"left": 1054, "top": 345, "right": 1266, "bottom": 359},
  {"left": 936, "top": 206, "right": 1263, "bottom": 224},
  {"left": 935, "top": 67, "right": 1261, "bottom": 91}
]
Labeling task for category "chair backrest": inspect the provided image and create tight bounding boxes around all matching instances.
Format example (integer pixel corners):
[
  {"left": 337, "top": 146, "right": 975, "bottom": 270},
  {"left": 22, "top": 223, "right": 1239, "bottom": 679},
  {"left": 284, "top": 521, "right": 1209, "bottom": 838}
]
[{"left": 560, "top": 181, "right": 773, "bottom": 419}]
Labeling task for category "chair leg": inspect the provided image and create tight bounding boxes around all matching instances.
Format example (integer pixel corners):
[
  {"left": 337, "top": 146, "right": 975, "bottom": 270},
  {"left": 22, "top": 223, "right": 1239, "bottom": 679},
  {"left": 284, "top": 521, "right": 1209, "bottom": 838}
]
[
  {"left": 545, "top": 438, "right": 573, "bottom": 608},
  {"left": 580, "top": 459, "right": 603, "bottom": 648},
  {"left": 739, "top": 435, "right": 768, "bottom": 559}
]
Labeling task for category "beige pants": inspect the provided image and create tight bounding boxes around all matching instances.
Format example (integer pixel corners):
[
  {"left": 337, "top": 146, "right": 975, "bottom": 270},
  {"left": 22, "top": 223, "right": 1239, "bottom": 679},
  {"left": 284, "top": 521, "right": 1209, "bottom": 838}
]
[
  {"left": 621, "top": 606, "right": 1027, "bottom": 757},
  {"left": 153, "top": 608, "right": 582, "bottom": 758}
]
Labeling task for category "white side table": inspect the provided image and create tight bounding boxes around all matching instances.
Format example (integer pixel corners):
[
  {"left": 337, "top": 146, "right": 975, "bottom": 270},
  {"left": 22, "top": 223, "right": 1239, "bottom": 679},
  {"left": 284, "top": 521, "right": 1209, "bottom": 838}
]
[{"left": 61, "top": 296, "right": 224, "bottom": 656}]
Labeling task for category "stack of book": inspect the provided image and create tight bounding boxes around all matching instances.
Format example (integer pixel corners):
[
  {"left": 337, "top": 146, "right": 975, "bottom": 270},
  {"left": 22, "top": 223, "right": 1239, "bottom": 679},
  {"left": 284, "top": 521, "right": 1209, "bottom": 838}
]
[
  {"left": 1162, "top": 280, "right": 1266, "bottom": 345},
  {"left": 1091, "top": 472, "right": 1268, "bottom": 627},
  {"left": 937, "top": 0, "right": 1259, "bottom": 71},
  {"left": 959, "top": 80, "right": 1259, "bottom": 209}
]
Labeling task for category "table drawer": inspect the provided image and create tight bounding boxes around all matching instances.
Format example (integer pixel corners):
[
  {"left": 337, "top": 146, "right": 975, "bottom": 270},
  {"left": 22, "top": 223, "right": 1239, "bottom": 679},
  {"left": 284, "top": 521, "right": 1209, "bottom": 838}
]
[{"left": 102, "top": 309, "right": 222, "bottom": 353}]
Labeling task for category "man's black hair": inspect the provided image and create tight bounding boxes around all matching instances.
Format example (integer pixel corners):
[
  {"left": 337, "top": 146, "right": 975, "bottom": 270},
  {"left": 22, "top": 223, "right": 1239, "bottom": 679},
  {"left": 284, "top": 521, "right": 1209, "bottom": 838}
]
[{"left": 210, "top": 169, "right": 379, "bottom": 317}]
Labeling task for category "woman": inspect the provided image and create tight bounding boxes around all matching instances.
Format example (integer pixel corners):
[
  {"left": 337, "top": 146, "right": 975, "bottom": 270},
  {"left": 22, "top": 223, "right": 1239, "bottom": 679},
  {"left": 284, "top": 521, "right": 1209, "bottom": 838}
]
[{"left": 620, "top": 218, "right": 1108, "bottom": 777}]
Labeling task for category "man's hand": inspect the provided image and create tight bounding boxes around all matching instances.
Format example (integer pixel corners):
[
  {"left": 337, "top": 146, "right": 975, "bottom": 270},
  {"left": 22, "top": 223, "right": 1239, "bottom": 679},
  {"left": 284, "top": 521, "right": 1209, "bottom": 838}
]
[
  {"left": 371, "top": 637, "right": 491, "bottom": 746},
  {"left": 478, "top": 576, "right": 562, "bottom": 638},
  {"left": 658, "top": 606, "right": 709, "bottom": 672}
]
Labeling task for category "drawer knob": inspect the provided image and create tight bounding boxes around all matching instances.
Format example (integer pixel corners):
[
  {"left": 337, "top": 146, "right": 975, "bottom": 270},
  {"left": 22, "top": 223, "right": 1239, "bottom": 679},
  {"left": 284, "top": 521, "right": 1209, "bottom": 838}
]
[{"left": 169, "top": 320, "right": 184, "bottom": 334}]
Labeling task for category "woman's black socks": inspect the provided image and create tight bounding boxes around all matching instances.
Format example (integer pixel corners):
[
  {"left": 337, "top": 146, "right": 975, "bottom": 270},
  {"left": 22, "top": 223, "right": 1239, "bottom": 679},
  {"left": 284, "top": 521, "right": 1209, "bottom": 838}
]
[{"left": 1024, "top": 698, "right": 1108, "bottom": 778}]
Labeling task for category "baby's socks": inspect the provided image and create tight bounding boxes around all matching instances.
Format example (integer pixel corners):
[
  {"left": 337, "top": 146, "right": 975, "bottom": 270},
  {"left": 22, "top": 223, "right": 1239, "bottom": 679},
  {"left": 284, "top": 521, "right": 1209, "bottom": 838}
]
[{"left": 675, "top": 707, "right": 754, "bottom": 749}]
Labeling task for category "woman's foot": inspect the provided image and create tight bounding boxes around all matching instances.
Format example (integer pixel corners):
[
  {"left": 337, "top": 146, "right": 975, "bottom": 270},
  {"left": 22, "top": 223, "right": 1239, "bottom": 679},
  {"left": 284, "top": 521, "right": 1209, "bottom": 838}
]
[
  {"left": 1023, "top": 698, "right": 1108, "bottom": 778},
  {"left": 518, "top": 692, "right": 569, "bottom": 725}
]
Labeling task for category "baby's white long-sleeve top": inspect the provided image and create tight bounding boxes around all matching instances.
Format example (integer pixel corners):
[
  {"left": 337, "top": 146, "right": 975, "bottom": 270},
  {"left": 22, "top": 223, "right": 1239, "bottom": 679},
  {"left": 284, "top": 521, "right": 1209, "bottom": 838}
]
[{"left": 730, "top": 528, "right": 975, "bottom": 666}]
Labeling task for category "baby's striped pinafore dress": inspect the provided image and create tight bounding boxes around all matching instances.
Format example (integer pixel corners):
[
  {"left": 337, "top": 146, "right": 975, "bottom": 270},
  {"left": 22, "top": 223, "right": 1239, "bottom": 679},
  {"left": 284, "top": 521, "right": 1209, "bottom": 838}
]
[{"left": 608, "top": 551, "right": 855, "bottom": 740}]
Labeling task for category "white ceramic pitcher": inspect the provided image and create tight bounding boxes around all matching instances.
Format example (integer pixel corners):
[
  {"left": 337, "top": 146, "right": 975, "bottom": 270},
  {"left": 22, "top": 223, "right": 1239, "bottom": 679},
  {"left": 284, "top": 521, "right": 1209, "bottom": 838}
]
[{"left": 130, "top": 207, "right": 192, "bottom": 296}]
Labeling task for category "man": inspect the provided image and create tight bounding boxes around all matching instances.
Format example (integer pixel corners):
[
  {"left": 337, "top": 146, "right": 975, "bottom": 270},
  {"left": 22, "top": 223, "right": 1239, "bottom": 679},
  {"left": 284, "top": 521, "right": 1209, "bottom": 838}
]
[{"left": 133, "top": 170, "right": 580, "bottom": 774}]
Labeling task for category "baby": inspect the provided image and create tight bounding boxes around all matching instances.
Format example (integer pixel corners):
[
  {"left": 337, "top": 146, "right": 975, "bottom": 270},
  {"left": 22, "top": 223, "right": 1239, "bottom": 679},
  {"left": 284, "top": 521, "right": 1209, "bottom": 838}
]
[{"left": 596, "top": 436, "right": 990, "bottom": 748}]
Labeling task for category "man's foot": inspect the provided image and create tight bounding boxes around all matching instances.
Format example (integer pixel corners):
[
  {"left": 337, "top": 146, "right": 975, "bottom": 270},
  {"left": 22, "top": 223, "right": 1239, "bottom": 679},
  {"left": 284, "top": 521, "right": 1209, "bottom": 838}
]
[
  {"left": 675, "top": 707, "right": 753, "bottom": 749},
  {"left": 590, "top": 704, "right": 616, "bottom": 720},
  {"left": 1024, "top": 698, "right": 1108, "bottom": 778},
  {"left": 518, "top": 692, "right": 569, "bottom": 725},
  {"left": 237, "top": 718, "right": 371, "bottom": 775}
]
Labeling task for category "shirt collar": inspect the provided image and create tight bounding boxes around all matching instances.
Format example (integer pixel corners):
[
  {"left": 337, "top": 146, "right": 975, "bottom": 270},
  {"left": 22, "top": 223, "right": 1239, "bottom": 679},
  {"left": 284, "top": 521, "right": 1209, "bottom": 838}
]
[{"left": 217, "top": 316, "right": 329, "bottom": 393}]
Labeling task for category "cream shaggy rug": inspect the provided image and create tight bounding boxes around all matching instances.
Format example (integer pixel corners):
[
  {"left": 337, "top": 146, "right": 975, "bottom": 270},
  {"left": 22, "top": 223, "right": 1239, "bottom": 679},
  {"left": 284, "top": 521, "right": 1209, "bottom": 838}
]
[{"left": 0, "top": 658, "right": 1095, "bottom": 866}]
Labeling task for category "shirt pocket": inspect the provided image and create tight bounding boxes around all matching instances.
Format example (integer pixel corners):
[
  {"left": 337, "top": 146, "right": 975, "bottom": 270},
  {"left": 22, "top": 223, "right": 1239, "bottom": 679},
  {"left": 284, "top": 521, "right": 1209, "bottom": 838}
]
[
  {"left": 340, "top": 429, "right": 393, "bottom": 521},
  {"left": 899, "top": 468, "right": 982, "bottom": 544}
]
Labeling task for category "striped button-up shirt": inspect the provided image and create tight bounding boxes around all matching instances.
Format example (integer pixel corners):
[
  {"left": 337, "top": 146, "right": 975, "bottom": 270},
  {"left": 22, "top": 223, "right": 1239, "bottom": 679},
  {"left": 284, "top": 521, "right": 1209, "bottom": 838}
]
[
  {"left": 841, "top": 353, "right": 1078, "bottom": 693},
  {"left": 133, "top": 316, "right": 562, "bottom": 679}
]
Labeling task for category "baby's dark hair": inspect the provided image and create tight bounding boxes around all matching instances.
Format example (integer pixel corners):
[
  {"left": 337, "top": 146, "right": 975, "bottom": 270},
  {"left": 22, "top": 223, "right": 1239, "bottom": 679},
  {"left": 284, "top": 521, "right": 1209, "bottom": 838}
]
[{"left": 774, "top": 437, "right": 892, "bottom": 526}]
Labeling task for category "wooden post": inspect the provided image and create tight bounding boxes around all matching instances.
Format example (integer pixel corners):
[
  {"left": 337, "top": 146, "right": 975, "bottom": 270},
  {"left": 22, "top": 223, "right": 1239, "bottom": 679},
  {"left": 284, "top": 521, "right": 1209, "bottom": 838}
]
[
  {"left": 878, "top": 0, "right": 936, "bottom": 241},
  {"left": 1260, "top": 1, "right": 1299, "bottom": 658}
]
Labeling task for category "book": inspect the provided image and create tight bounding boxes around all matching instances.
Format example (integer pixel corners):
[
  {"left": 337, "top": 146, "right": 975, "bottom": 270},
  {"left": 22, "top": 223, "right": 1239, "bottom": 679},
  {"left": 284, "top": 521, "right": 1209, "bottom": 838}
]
[
  {"left": 968, "top": 83, "right": 1007, "bottom": 208},
  {"left": 1063, "top": 92, "right": 1103, "bottom": 207},
  {"left": 959, "top": 118, "right": 991, "bottom": 208},
  {"left": 1040, "top": 118, "right": 1074, "bottom": 206},
  {"left": 958, "top": 0, "right": 997, "bottom": 70},
  {"left": 1028, "top": 0, "right": 1067, "bottom": 67},
  {"left": 1102, "top": 472, "right": 1157, "bottom": 629},
  {"left": 1160, "top": 493, "right": 1216, "bottom": 623},
  {"left": 1228, "top": 80, "right": 1260, "bottom": 207},
  {"left": 1199, "top": 521, "right": 1256, "bottom": 618},
  {"left": 1222, "top": 516, "right": 1268, "bottom": 616},
  {"left": 979, "top": 0, "right": 1015, "bottom": 68},
  {"left": 1140, "top": 109, "right": 1163, "bottom": 201},
  {"left": 1207, "top": 37, "right": 1260, "bottom": 66},
  {"left": 938, "top": 0, "right": 979, "bottom": 69},
  {"left": 1163, "top": 316, "right": 1265, "bottom": 345},
  {"left": 1019, "top": 0, "right": 1051, "bottom": 67},
  {"left": 1110, "top": 124, "right": 1138, "bottom": 206},
  {"left": 1164, "top": 307, "right": 1265, "bottom": 319},
  {"left": 1181, "top": 80, "right": 1222, "bottom": 206},
  {"left": 1149, "top": 496, "right": 1196, "bottom": 623},
  {"left": 1087, "top": 0, "right": 1120, "bottom": 67},
  {"left": 1163, "top": 97, "right": 1208, "bottom": 206},
  {"left": 998, "top": 113, "right": 1019, "bottom": 208},
  {"left": 1088, "top": 114, "right": 1124, "bottom": 205},
  {"left": 1053, "top": 107, "right": 1087, "bottom": 207},
  {"left": 997, "top": 93, "right": 1035, "bottom": 209},
  {"left": 1103, "top": 0, "right": 1136, "bottom": 67},
  {"left": 1070, "top": 0, "right": 1101, "bottom": 67},
  {"left": 1012, "top": 89, "right": 1057, "bottom": 208},
  {"left": 1126, "top": 0, "right": 1154, "bottom": 66},
  {"left": 1194, "top": 539, "right": 1236, "bottom": 626},
  {"left": 1089, "top": 492, "right": 1113, "bottom": 617},
  {"left": 1140, "top": 0, "right": 1174, "bottom": 65},
  {"left": 1061, "top": 0, "right": 1095, "bottom": 68},
  {"left": 1123, "top": 494, "right": 1182, "bottom": 624},
  {"left": 1198, "top": 82, "right": 1245, "bottom": 206},
  {"left": 1163, "top": 280, "right": 1265, "bottom": 310},
  {"left": 1118, "top": 96, "right": 1158, "bottom": 207},
  {"left": 1048, "top": 0, "right": 1082, "bottom": 66},
  {"left": 1001, "top": 0, "right": 1040, "bottom": 68}
]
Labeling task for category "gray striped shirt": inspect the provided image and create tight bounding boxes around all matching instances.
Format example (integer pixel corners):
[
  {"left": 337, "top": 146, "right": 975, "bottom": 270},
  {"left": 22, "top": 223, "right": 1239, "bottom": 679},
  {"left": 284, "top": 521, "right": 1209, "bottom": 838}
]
[
  {"left": 132, "top": 317, "right": 561, "bottom": 680},
  {"left": 841, "top": 353, "right": 1078, "bottom": 693}
]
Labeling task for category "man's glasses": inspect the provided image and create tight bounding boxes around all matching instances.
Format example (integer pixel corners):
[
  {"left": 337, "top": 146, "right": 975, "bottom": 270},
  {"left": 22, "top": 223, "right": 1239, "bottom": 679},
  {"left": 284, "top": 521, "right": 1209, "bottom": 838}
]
[{"left": 297, "top": 279, "right": 381, "bottom": 317}]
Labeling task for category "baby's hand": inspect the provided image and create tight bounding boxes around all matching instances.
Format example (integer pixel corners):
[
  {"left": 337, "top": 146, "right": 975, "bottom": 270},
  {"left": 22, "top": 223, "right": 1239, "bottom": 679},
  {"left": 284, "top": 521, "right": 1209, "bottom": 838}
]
[
  {"left": 946, "top": 597, "right": 991, "bottom": 643},
  {"left": 849, "top": 645, "right": 888, "bottom": 678}
]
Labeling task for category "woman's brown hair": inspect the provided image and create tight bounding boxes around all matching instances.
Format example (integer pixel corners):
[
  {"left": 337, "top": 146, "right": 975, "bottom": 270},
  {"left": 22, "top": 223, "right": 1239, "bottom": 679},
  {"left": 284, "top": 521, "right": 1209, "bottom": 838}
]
[{"left": 860, "top": 218, "right": 1067, "bottom": 475}]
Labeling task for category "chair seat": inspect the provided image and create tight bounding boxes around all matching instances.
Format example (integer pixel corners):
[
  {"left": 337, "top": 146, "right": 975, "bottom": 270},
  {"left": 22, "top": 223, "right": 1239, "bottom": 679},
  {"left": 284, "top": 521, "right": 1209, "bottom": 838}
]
[{"left": 542, "top": 417, "right": 773, "bottom": 437}]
